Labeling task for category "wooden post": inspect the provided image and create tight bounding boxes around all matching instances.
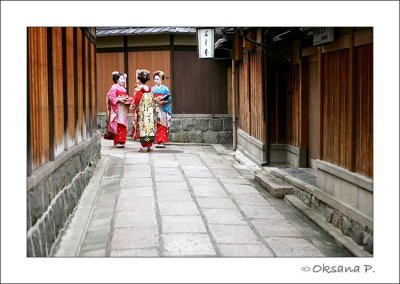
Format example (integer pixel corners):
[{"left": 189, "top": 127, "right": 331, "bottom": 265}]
[
  {"left": 47, "top": 27, "right": 55, "bottom": 161},
  {"left": 348, "top": 28, "right": 355, "bottom": 171},
  {"left": 232, "top": 58, "right": 237, "bottom": 151}
]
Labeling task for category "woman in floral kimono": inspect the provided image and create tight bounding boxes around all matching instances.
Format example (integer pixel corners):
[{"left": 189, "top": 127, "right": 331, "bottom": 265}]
[
  {"left": 106, "top": 71, "right": 132, "bottom": 148},
  {"left": 152, "top": 70, "right": 172, "bottom": 148},
  {"left": 131, "top": 69, "right": 156, "bottom": 152}
]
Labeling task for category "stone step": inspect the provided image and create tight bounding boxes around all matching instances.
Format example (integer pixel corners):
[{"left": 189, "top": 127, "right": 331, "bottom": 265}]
[{"left": 255, "top": 172, "right": 293, "bottom": 198}]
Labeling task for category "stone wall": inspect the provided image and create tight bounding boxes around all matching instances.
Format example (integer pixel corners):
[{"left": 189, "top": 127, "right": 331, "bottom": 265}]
[
  {"left": 97, "top": 113, "right": 234, "bottom": 144},
  {"left": 27, "top": 134, "right": 101, "bottom": 256}
]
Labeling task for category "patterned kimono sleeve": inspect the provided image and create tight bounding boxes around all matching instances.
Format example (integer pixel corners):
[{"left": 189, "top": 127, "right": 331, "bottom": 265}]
[
  {"left": 107, "top": 86, "right": 118, "bottom": 106},
  {"left": 163, "top": 87, "right": 172, "bottom": 104}
]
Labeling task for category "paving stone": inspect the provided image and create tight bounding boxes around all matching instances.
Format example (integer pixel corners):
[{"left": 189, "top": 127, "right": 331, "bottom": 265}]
[
  {"left": 124, "top": 164, "right": 151, "bottom": 171},
  {"left": 251, "top": 219, "right": 301, "bottom": 237},
  {"left": 80, "top": 243, "right": 107, "bottom": 254},
  {"left": 123, "top": 169, "right": 152, "bottom": 178},
  {"left": 157, "top": 188, "right": 193, "bottom": 201},
  {"left": 208, "top": 224, "right": 261, "bottom": 244},
  {"left": 153, "top": 167, "right": 182, "bottom": 175},
  {"left": 159, "top": 201, "right": 200, "bottom": 216},
  {"left": 155, "top": 174, "right": 185, "bottom": 182},
  {"left": 183, "top": 170, "right": 214, "bottom": 178},
  {"left": 125, "top": 159, "right": 149, "bottom": 165},
  {"left": 125, "top": 157, "right": 149, "bottom": 164},
  {"left": 119, "top": 187, "right": 154, "bottom": 198},
  {"left": 110, "top": 248, "right": 159, "bottom": 257},
  {"left": 91, "top": 207, "right": 114, "bottom": 219},
  {"left": 162, "top": 215, "right": 207, "bottom": 233},
  {"left": 156, "top": 182, "right": 188, "bottom": 191},
  {"left": 120, "top": 178, "right": 152, "bottom": 187},
  {"left": 87, "top": 217, "right": 112, "bottom": 232},
  {"left": 114, "top": 212, "right": 157, "bottom": 228},
  {"left": 111, "top": 227, "right": 158, "bottom": 249},
  {"left": 197, "top": 197, "right": 237, "bottom": 209},
  {"left": 181, "top": 165, "right": 209, "bottom": 171},
  {"left": 116, "top": 197, "right": 155, "bottom": 212},
  {"left": 218, "top": 244, "right": 274, "bottom": 257},
  {"left": 81, "top": 229, "right": 109, "bottom": 246},
  {"left": 80, "top": 248, "right": 106, "bottom": 257},
  {"left": 238, "top": 205, "right": 286, "bottom": 220},
  {"left": 219, "top": 177, "right": 254, "bottom": 185},
  {"left": 156, "top": 162, "right": 179, "bottom": 168},
  {"left": 192, "top": 186, "right": 228, "bottom": 197},
  {"left": 176, "top": 158, "right": 203, "bottom": 165},
  {"left": 203, "top": 208, "right": 246, "bottom": 225},
  {"left": 265, "top": 237, "right": 324, "bottom": 257},
  {"left": 212, "top": 169, "right": 241, "bottom": 178},
  {"left": 224, "top": 184, "right": 260, "bottom": 194},
  {"left": 205, "top": 162, "right": 234, "bottom": 169},
  {"left": 231, "top": 193, "right": 270, "bottom": 206},
  {"left": 162, "top": 233, "right": 216, "bottom": 256},
  {"left": 187, "top": 178, "right": 220, "bottom": 187}
]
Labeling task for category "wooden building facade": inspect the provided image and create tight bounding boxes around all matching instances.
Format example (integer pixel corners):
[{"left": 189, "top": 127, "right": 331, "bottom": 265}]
[
  {"left": 28, "top": 27, "right": 98, "bottom": 174},
  {"left": 232, "top": 27, "right": 373, "bottom": 254},
  {"left": 27, "top": 27, "right": 101, "bottom": 256},
  {"left": 96, "top": 27, "right": 230, "bottom": 115}
]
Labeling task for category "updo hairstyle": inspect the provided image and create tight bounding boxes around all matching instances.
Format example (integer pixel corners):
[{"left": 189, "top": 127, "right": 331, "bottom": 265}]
[{"left": 137, "top": 70, "right": 150, "bottom": 84}]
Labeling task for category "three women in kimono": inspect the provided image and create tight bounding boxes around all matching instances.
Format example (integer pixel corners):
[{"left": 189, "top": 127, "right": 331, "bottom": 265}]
[
  {"left": 105, "top": 72, "right": 133, "bottom": 148},
  {"left": 106, "top": 69, "right": 172, "bottom": 152}
]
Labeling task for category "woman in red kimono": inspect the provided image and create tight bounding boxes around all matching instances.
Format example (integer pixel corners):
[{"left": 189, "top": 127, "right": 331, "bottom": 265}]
[
  {"left": 130, "top": 69, "right": 156, "bottom": 152},
  {"left": 105, "top": 71, "right": 132, "bottom": 147}
]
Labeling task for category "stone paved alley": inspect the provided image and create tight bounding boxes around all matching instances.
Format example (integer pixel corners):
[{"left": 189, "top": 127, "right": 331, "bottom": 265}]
[{"left": 53, "top": 138, "right": 352, "bottom": 257}]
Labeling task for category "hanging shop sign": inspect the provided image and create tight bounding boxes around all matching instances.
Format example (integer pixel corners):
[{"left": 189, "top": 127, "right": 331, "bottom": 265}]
[
  {"left": 197, "top": 28, "right": 215, "bottom": 59},
  {"left": 313, "top": 27, "right": 335, "bottom": 45}
]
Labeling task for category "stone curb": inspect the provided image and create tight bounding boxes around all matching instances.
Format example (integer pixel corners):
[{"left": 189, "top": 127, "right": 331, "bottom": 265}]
[
  {"left": 53, "top": 157, "right": 109, "bottom": 256},
  {"left": 284, "top": 194, "right": 372, "bottom": 257}
]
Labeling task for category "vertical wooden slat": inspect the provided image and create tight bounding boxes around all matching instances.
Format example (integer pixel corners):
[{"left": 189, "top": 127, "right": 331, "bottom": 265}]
[
  {"left": 307, "top": 55, "right": 320, "bottom": 166},
  {"left": 338, "top": 50, "right": 346, "bottom": 168},
  {"left": 322, "top": 53, "right": 328, "bottom": 161},
  {"left": 29, "top": 27, "right": 50, "bottom": 170},
  {"left": 247, "top": 52, "right": 251, "bottom": 135},
  {"left": 368, "top": 45, "right": 373, "bottom": 177},
  {"left": 73, "top": 28, "right": 79, "bottom": 144},
  {"left": 84, "top": 33, "right": 90, "bottom": 138},
  {"left": 91, "top": 43, "right": 96, "bottom": 133},
  {"left": 346, "top": 30, "right": 355, "bottom": 171},
  {"left": 239, "top": 53, "right": 249, "bottom": 133},
  {"left": 76, "top": 28, "right": 83, "bottom": 142},
  {"left": 27, "top": 29, "right": 32, "bottom": 176},
  {"left": 88, "top": 36, "right": 92, "bottom": 136},
  {"left": 62, "top": 28, "right": 70, "bottom": 150},
  {"left": 47, "top": 27, "right": 55, "bottom": 161},
  {"left": 81, "top": 28, "right": 86, "bottom": 140},
  {"left": 333, "top": 52, "right": 339, "bottom": 165},
  {"left": 52, "top": 27, "right": 65, "bottom": 157},
  {"left": 318, "top": 46, "right": 323, "bottom": 160},
  {"left": 66, "top": 28, "right": 75, "bottom": 145},
  {"left": 300, "top": 58, "right": 309, "bottom": 149}
]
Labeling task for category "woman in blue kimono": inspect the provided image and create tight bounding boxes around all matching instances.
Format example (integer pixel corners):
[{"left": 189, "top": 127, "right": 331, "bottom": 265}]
[{"left": 152, "top": 70, "right": 172, "bottom": 148}]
